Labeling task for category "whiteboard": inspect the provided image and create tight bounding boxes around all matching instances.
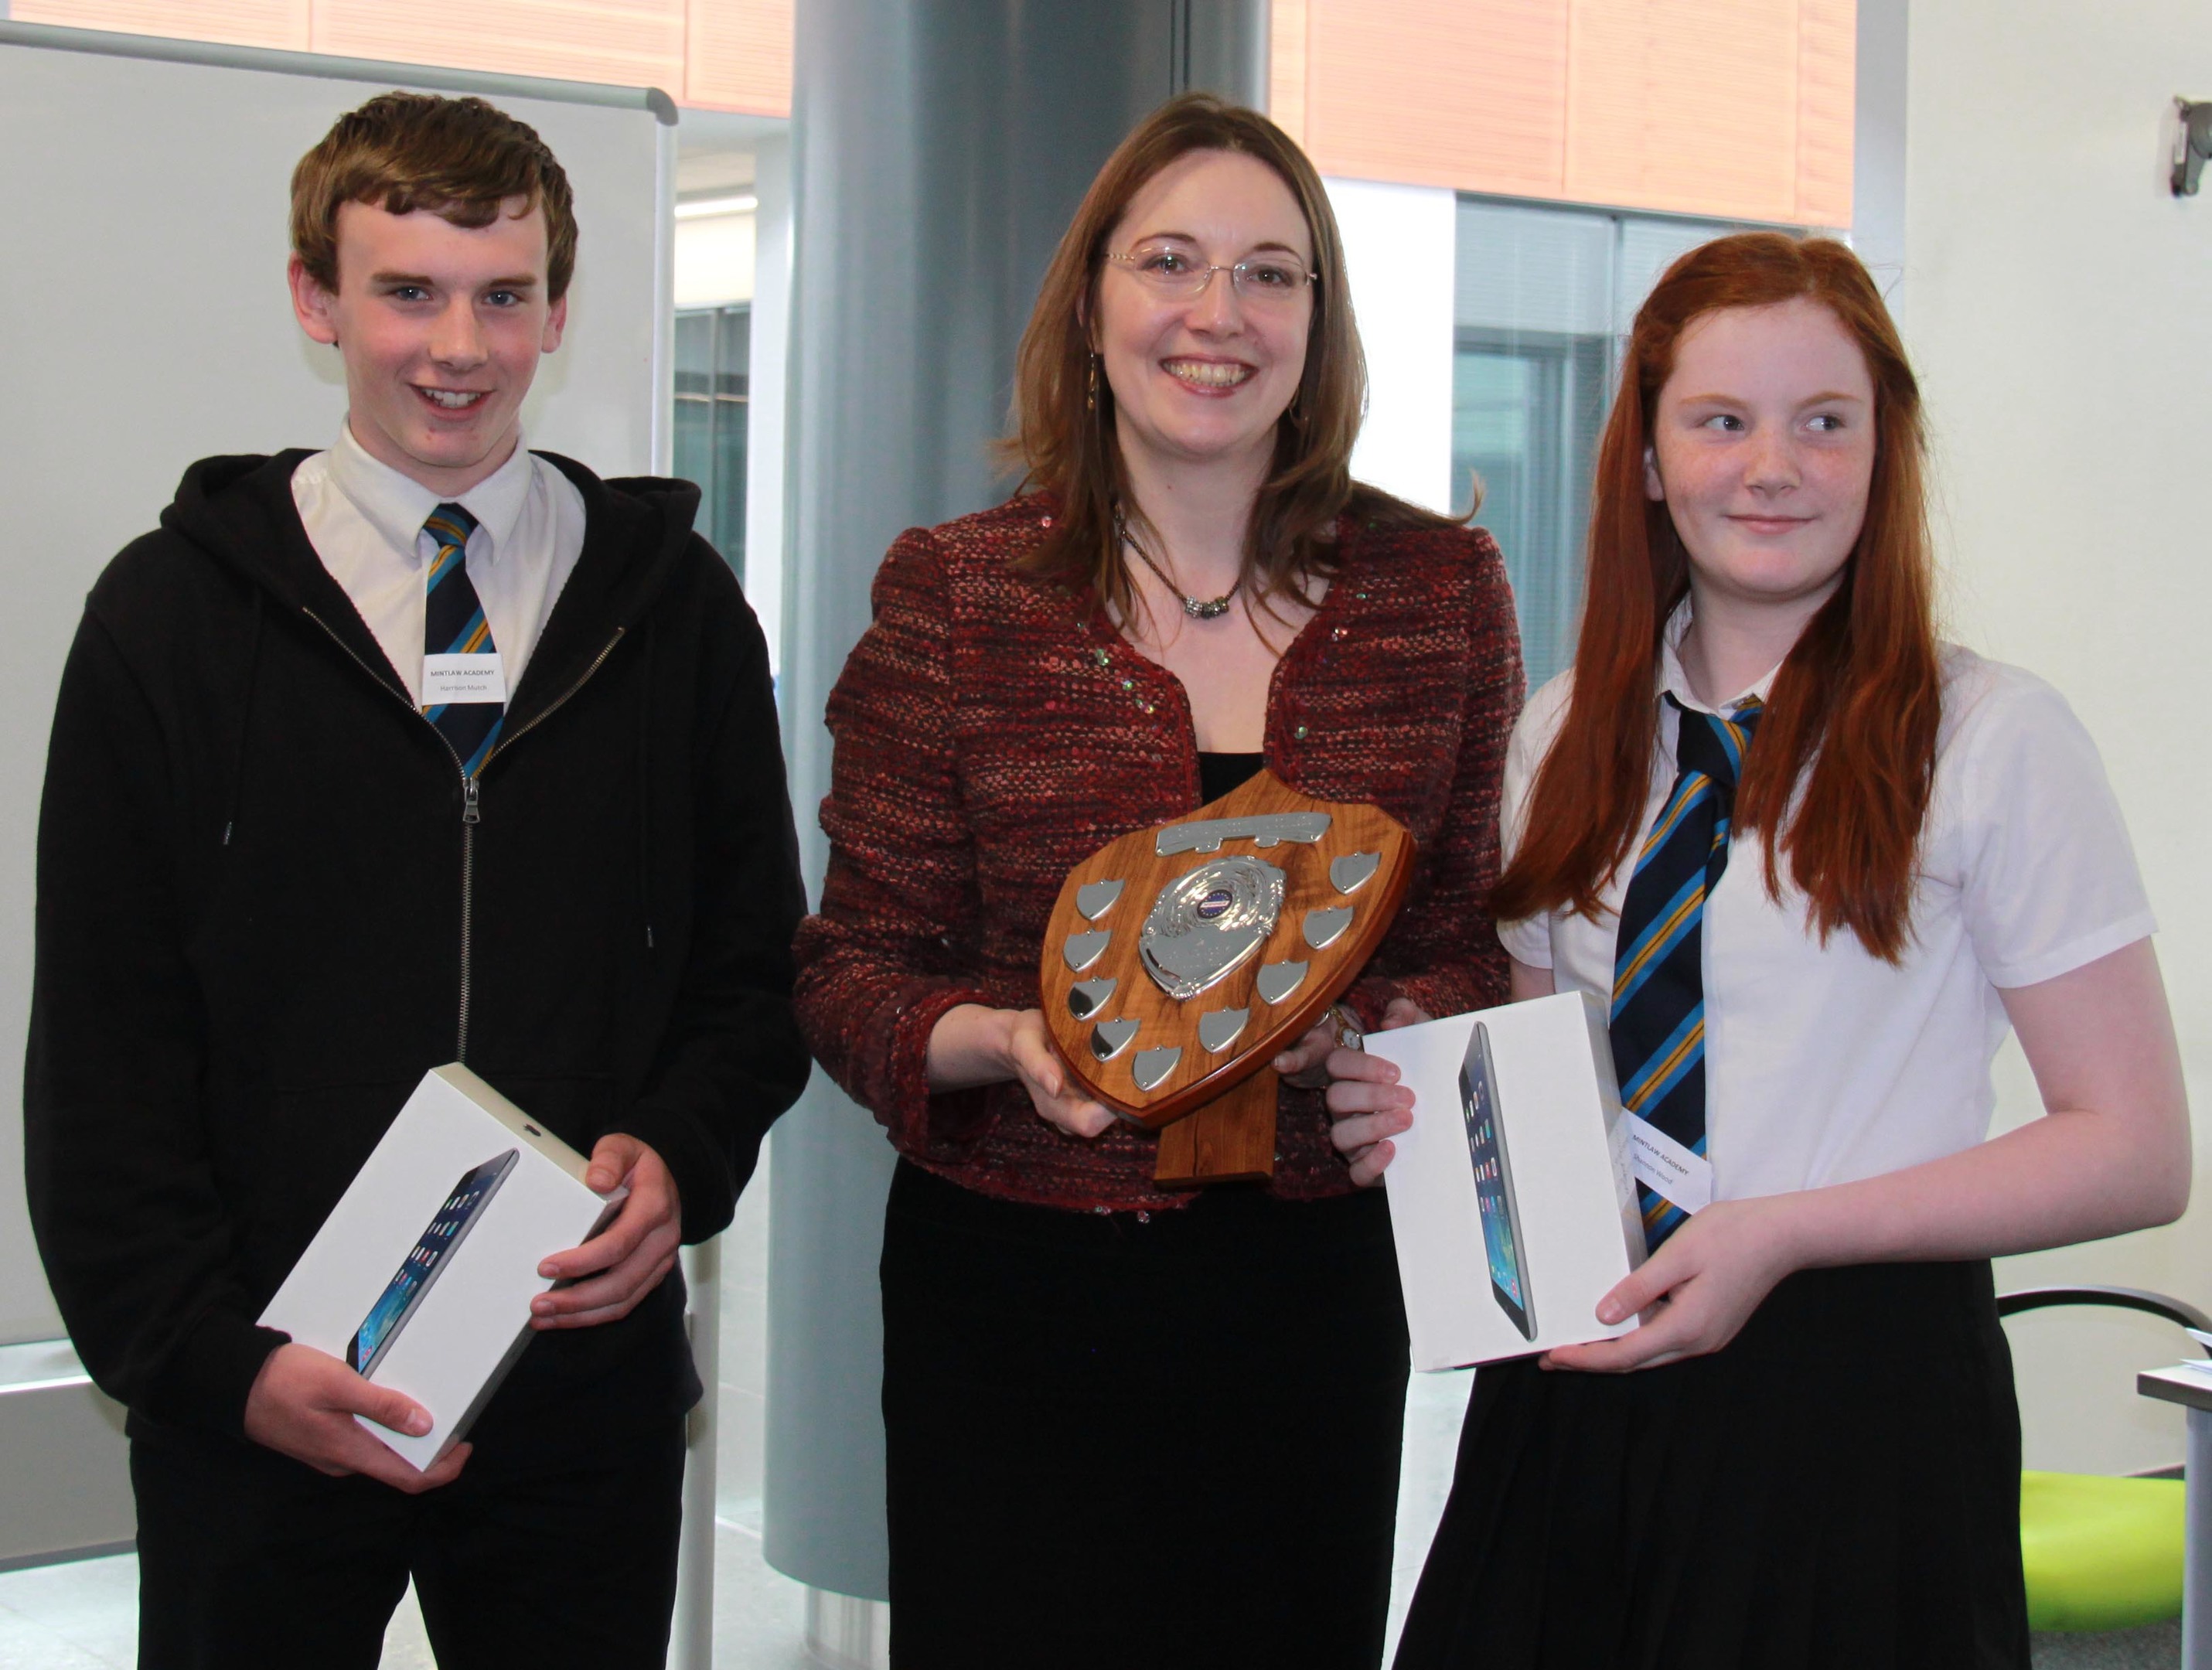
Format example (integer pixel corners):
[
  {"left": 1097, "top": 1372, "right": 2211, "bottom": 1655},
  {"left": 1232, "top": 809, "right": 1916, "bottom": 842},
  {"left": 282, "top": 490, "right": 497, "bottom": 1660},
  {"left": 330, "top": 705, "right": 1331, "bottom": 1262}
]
[{"left": 0, "top": 21, "right": 677, "bottom": 1342}]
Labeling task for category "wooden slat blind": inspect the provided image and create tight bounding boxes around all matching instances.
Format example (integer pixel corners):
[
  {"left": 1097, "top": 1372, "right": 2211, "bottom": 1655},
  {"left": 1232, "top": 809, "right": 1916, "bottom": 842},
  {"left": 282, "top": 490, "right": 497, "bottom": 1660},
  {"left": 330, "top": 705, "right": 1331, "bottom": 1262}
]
[
  {"left": 13, "top": 0, "right": 309, "bottom": 49},
  {"left": 1303, "top": 0, "right": 1570, "bottom": 199},
  {"left": 1566, "top": 0, "right": 1799, "bottom": 220},
  {"left": 1268, "top": 0, "right": 1310, "bottom": 145},
  {"left": 16, "top": 1, "right": 1846, "bottom": 215},
  {"left": 15, "top": 0, "right": 792, "bottom": 115},
  {"left": 1276, "top": 0, "right": 1854, "bottom": 227},
  {"left": 1793, "top": 0, "right": 1856, "bottom": 227},
  {"left": 309, "top": 0, "right": 684, "bottom": 93},
  {"left": 683, "top": 0, "right": 790, "bottom": 112}
]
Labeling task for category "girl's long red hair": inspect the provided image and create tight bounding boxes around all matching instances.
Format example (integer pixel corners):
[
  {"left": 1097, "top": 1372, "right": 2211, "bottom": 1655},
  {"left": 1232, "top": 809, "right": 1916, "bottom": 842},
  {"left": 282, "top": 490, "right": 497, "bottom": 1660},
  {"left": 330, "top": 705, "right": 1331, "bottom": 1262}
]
[{"left": 1491, "top": 233, "right": 1941, "bottom": 963}]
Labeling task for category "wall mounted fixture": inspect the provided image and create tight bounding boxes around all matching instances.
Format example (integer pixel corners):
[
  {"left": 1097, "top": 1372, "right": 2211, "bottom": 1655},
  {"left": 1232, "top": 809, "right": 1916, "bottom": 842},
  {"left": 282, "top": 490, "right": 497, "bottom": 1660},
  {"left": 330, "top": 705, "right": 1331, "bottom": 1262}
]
[{"left": 2174, "top": 99, "right": 2212, "bottom": 196}]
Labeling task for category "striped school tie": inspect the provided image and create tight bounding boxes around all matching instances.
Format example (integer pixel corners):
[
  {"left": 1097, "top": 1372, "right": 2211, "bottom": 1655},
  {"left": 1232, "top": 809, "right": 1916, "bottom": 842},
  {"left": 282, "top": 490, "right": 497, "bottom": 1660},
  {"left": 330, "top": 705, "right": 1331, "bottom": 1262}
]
[
  {"left": 1609, "top": 691, "right": 1762, "bottom": 1251},
  {"left": 421, "top": 503, "right": 503, "bottom": 775}
]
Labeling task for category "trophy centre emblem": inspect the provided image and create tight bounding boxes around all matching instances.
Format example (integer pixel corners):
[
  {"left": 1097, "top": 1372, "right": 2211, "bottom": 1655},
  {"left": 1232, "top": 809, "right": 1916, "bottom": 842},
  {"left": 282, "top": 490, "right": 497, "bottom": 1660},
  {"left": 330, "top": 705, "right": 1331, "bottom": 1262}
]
[{"left": 1138, "top": 855, "right": 1284, "bottom": 1001}]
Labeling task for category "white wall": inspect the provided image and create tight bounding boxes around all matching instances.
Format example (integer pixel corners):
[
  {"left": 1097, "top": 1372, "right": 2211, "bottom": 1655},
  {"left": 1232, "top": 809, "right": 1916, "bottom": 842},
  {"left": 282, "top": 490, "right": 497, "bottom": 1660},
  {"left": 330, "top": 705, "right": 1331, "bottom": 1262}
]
[
  {"left": 1327, "top": 177, "right": 1457, "bottom": 515},
  {"left": 1903, "top": 0, "right": 2212, "bottom": 1475},
  {"left": 673, "top": 208, "right": 757, "bottom": 308}
]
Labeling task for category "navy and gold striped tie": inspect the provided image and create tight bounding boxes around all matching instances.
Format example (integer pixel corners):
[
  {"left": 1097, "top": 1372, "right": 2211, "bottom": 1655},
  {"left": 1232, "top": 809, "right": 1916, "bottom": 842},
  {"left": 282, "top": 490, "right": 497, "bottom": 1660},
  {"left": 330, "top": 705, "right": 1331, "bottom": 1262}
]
[
  {"left": 421, "top": 503, "right": 503, "bottom": 775},
  {"left": 1610, "top": 691, "right": 1762, "bottom": 1251}
]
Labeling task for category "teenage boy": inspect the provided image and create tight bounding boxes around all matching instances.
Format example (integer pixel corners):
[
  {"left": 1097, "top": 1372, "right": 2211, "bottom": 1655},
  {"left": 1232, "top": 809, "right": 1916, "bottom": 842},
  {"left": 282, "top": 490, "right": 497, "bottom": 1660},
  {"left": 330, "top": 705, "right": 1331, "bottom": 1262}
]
[{"left": 25, "top": 92, "right": 807, "bottom": 1668}]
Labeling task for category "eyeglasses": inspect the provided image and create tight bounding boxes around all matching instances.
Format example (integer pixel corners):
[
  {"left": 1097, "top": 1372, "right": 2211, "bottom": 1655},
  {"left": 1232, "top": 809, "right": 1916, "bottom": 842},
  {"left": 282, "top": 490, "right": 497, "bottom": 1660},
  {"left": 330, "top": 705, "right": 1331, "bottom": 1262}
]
[{"left": 1103, "top": 244, "right": 1318, "bottom": 308}]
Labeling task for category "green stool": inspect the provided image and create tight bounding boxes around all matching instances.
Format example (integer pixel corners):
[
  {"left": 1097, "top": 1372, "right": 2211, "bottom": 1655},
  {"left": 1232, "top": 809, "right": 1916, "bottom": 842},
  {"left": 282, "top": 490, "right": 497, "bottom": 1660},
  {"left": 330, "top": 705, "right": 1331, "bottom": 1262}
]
[
  {"left": 2020, "top": 1469, "right": 2185, "bottom": 1630},
  {"left": 2002, "top": 1285, "right": 2209, "bottom": 1633}
]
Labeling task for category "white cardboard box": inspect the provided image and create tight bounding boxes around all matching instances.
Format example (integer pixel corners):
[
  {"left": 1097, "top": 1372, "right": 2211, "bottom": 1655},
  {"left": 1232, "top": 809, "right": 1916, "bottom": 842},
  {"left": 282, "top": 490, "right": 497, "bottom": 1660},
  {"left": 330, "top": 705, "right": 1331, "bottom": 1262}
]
[
  {"left": 1372, "top": 991, "right": 1646, "bottom": 1369},
  {"left": 259, "top": 1065, "right": 621, "bottom": 1470}
]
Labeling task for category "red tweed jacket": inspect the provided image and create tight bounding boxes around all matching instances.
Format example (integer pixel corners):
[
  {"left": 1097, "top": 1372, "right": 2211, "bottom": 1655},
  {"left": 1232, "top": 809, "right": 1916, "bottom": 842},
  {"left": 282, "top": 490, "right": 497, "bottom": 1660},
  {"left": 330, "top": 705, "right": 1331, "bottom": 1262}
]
[{"left": 792, "top": 494, "right": 1525, "bottom": 1212}]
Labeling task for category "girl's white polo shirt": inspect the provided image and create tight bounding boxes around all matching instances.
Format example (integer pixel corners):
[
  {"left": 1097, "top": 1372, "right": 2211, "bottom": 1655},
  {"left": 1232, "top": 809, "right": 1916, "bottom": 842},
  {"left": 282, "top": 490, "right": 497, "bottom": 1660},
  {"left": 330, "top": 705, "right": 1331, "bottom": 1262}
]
[{"left": 1498, "top": 625, "right": 2156, "bottom": 1201}]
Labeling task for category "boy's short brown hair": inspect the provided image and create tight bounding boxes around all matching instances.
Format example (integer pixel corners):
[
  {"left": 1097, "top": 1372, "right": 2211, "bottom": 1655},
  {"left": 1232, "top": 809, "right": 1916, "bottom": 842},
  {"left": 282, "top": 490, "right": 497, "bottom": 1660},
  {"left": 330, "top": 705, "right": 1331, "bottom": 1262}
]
[{"left": 291, "top": 92, "right": 578, "bottom": 300}]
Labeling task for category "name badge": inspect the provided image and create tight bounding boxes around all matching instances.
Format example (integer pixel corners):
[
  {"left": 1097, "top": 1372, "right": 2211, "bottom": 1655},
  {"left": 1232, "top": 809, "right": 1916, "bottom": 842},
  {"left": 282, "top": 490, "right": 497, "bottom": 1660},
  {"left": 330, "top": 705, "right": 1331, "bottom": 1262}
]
[
  {"left": 1625, "top": 1115, "right": 1714, "bottom": 1215},
  {"left": 423, "top": 652, "right": 507, "bottom": 707}
]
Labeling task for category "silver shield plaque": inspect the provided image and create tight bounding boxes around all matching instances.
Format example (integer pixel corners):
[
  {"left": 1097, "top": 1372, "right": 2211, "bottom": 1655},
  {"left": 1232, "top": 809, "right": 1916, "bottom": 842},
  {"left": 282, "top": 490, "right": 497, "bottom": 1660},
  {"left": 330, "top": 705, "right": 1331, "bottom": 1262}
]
[{"left": 1137, "top": 855, "right": 1286, "bottom": 1001}]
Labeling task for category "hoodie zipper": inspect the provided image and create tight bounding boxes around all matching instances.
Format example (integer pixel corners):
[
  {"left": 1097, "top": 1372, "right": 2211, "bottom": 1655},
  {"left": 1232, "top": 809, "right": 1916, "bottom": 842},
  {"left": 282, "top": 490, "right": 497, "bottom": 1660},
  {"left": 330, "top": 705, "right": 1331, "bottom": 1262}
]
[{"left": 302, "top": 608, "right": 626, "bottom": 1062}]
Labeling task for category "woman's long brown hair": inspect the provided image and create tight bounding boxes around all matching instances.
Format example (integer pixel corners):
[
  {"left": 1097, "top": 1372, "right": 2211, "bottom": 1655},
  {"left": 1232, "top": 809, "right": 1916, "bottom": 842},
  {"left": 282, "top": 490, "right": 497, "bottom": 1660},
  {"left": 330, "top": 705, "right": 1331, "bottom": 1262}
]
[
  {"left": 1000, "top": 93, "right": 1457, "bottom": 628},
  {"left": 1491, "top": 233, "right": 1941, "bottom": 963}
]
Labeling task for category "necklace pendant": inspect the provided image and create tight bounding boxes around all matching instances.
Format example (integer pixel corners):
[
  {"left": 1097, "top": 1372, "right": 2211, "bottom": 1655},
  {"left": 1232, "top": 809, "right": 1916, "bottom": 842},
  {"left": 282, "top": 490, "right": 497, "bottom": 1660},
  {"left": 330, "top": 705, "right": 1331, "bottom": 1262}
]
[{"left": 1184, "top": 593, "right": 1235, "bottom": 621}]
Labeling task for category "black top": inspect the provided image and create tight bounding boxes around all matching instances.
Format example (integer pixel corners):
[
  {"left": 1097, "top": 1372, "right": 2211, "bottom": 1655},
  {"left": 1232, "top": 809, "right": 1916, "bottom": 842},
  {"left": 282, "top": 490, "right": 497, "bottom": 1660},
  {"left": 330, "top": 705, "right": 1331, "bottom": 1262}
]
[{"left": 1198, "top": 750, "right": 1265, "bottom": 805}]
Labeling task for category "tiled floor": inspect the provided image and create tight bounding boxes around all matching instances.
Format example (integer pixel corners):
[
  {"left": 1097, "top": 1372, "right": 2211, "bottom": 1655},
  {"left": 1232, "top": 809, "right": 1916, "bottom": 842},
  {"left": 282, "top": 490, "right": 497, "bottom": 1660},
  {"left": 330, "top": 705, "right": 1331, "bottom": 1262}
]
[{"left": 0, "top": 1552, "right": 137, "bottom": 1670}]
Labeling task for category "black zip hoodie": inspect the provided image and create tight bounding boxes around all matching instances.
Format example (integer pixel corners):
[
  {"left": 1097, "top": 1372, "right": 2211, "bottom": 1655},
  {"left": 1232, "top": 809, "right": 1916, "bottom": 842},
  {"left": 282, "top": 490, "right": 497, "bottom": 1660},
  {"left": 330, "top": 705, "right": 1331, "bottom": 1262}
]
[{"left": 25, "top": 450, "right": 809, "bottom": 1440}]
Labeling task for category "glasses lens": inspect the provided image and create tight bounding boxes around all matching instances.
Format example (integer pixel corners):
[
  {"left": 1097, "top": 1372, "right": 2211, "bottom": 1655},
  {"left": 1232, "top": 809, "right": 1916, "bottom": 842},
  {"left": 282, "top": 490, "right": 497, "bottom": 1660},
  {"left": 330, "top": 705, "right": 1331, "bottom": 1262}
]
[
  {"left": 1232, "top": 261, "right": 1312, "bottom": 305},
  {"left": 1124, "top": 245, "right": 1208, "bottom": 294}
]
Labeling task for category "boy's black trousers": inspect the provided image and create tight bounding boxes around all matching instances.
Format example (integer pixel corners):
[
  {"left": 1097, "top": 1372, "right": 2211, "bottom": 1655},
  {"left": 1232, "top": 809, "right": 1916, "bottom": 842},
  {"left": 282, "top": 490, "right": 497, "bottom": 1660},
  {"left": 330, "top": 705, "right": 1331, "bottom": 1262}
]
[{"left": 129, "top": 1393, "right": 687, "bottom": 1670}]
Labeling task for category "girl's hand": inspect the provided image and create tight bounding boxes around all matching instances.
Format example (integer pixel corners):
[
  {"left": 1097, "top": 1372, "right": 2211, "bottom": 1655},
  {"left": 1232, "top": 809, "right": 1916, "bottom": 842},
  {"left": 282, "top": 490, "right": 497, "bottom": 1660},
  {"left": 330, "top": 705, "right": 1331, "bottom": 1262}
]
[
  {"left": 1540, "top": 1195, "right": 1800, "bottom": 1372},
  {"left": 1281, "top": 997, "right": 1428, "bottom": 1187}
]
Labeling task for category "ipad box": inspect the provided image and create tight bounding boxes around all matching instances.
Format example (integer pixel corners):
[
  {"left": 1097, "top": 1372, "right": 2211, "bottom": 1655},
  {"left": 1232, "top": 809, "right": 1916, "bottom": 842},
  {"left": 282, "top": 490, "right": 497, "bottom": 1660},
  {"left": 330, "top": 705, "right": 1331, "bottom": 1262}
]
[
  {"left": 1370, "top": 991, "right": 1646, "bottom": 1369},
  {"left": 259, "top": 1065, "right": 622, "bottom": 1471}
]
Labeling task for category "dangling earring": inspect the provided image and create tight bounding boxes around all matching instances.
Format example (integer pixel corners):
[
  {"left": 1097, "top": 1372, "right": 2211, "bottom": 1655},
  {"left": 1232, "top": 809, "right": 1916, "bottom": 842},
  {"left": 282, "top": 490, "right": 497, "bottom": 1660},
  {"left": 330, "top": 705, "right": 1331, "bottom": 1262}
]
[
  {"left": 1086, "top": 352, "right": 1099, "bottom": 413},
  {"left": 1287, "top": 383, "right": 1309, "bottom": 428}
]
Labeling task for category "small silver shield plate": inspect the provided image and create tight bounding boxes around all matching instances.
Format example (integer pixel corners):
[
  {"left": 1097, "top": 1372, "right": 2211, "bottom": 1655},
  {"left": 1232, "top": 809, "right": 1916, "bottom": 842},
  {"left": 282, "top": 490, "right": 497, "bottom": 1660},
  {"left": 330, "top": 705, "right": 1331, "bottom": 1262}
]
[
  {"left": 1076, "top": 879, "right": 1125, "bottom": 921},
  {"left": 1329, "top": 851, "right": 1381, "bottom": 895},
  {"left": 1255, "top": 960, "right": 1308, "bottom": 1005},
  {"left": 1067, "top": 977, "right": 1116, "bottom": 1020},
  {"left": 1132, "top": 1046, "right": 1182, "bottom": 1092},
  {"left": 1198, "top": 1007, "right": 1248, "bottom": 1053},
  {"left": 1091, "top": 1018, "right": 1139, "bottom": 1061},
  {"left": 1303, "top": 907, "right": 1353, "bottom": 950},
  {"left": 1063, "top": 929, "right": 1111, "bottom": 973}
]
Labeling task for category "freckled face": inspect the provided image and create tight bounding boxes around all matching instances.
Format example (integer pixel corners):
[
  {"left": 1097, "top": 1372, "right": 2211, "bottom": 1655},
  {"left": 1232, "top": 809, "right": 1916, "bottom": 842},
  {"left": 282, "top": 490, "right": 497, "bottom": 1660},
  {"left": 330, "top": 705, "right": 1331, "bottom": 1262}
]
[
  {"left": 290, "top": 197, "right": 566, "bottom": 498},
  {"left": 1644, "top": 297, "right": 1877, "bottom": 616},
  {"left": 1093, "top": 148, "right": 1314, "bottom": 480}
]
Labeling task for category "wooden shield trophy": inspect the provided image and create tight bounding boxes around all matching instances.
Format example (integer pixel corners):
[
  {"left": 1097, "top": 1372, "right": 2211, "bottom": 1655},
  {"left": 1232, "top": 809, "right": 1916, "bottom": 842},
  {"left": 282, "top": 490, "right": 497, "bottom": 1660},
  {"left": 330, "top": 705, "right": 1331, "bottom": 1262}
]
[{"left": 1038, "top": 770, "right": 1413, "bottom": 1188}]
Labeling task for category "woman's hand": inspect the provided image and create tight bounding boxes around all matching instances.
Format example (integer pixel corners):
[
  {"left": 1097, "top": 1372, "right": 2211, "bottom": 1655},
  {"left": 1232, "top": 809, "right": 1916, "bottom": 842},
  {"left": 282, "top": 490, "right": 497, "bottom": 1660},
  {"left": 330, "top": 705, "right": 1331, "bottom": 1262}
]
[
  {"left": 926, "top": 1003, "right": 1116, "bottom": 1140},
  {"left": 1539, "top": 1195, "right": 1801, "bottom": 1373},
  {"left": 1269, "top": 997, "right": 1429, "bottom": 1187},
  {"left": 1004, "top": 1008, "right": 1118, "bottom": 1138}
]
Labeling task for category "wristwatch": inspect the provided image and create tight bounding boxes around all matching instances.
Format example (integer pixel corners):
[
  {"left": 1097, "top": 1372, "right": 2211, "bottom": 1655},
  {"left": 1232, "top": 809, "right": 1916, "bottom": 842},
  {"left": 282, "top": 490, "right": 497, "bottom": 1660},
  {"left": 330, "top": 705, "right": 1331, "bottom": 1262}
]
[{"left": 1328, "top": 1001, "right": 1366, "bottom": 1053}]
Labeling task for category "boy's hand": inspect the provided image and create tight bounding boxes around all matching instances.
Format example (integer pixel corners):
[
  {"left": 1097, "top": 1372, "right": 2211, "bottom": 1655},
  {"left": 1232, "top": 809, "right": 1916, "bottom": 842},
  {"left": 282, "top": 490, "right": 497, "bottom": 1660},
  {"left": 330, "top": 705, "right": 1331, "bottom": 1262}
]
[
  {"left": 243, "top": 1342, "right": 470, "bottom": 1491},
  {"left": 530, "top": 1136, "right": 682, "bottom": 1328}
]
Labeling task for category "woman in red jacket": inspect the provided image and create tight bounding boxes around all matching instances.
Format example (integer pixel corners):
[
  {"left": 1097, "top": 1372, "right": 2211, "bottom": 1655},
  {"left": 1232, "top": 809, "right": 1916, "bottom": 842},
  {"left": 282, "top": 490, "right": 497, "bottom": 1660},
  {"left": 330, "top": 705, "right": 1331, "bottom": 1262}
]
[{"left": 794, "top": 94, "right": 1523, "bottom": 1668}]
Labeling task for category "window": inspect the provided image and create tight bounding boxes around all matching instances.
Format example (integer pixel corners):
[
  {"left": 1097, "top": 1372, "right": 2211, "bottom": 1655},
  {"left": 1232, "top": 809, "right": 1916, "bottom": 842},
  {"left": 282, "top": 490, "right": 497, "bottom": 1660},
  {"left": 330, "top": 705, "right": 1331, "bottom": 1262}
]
[
  {"left": 1453, "top": 199, "right": 1755, "bottom": 690},
  {"left": 673, "top": 304, "right": 751, "bottom": 573}
]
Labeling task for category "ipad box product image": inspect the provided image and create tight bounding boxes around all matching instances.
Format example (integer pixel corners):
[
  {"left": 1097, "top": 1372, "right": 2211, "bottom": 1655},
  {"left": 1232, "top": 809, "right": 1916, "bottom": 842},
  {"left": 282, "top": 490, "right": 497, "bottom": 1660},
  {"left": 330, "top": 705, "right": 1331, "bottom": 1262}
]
[
  {"left": 1370, "top": 990, "right": 1646, "bottom": 1369},
  {"left": 259, "top": 1065, "right": 624, "bottom": 1471}
]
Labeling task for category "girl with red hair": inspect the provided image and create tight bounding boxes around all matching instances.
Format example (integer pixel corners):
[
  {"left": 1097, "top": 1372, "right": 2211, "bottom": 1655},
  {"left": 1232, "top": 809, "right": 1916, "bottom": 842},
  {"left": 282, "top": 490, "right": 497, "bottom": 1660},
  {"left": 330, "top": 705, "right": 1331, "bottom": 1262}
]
[{"left": 1333, "top": 233, "right": 2190, "bottom": 1665}]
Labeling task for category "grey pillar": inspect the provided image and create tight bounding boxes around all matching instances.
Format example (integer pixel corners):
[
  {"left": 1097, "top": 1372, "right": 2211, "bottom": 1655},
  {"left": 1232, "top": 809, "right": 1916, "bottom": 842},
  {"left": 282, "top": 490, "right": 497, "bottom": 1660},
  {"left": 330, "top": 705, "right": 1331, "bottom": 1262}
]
[{"left": 765, "top": 0, "right": 1268, "bottom": 1604}]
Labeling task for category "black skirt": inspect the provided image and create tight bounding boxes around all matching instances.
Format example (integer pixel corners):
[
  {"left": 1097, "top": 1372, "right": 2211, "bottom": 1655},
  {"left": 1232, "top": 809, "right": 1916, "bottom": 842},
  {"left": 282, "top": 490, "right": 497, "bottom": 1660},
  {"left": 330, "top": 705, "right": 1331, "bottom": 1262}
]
[
  {"left": 1394, "top": 1259, "right": 2030, "bottom": 1670},
  {"left": 880, "top": 1159, "right": 1412, "bottom": 1670}
]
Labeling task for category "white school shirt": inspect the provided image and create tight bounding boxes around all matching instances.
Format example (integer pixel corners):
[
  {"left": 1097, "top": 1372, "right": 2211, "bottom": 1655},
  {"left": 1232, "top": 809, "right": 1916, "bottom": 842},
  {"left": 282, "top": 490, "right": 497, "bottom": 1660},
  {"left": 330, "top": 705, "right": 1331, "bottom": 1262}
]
[
  {"left": 1497, "top": 606, "right": 2156, "bottom": 1200},
  {"left": 291, "top": 422, "right": 587, "bottom": 706}
]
